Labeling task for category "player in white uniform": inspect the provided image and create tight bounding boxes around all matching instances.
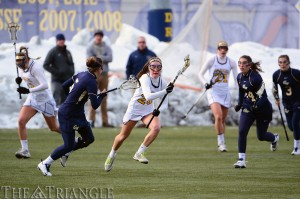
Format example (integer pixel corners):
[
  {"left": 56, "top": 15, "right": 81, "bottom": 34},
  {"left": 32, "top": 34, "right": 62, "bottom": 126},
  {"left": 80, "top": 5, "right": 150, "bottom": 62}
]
[
  {"left": 104, "top": 57, "right": 174, "bottom": 172},
  {"left": 198, "top": 41, "right": 238, "bottom": 152},
  {"left": 14, "top": 46, "right": 60, "bottom": 159}
]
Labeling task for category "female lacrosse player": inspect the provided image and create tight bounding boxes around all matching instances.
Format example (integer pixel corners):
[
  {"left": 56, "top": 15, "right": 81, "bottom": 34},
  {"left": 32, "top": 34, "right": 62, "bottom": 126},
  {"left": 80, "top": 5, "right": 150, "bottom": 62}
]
[
  {"left": 233, "top": 55, "right": 279, "bottom": 168},
  {"left": 104, "top": 57, "right": 174, "bottom": 172},
  {"left": 15, "top": 46, "right": 60, "bottom": 159},
  {"left": 272, "top": 55, "right": 300, "bottom": 155},
  {"left": 198, "top": 41, "right": 238, "bottom": 152},
  {"left": 37, "top": 56, "right": 106, "bottom": 176}
]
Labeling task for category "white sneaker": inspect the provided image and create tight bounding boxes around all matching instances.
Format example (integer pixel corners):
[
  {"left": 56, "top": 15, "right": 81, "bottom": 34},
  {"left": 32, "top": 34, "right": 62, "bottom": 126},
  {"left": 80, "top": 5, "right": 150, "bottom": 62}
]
[
  {"left": 60, "top": 153, "right": 70, "bottom": 167},
  {"left": 104, "top": 154, "right": 116, "bottom": 172},
  {"left": 234, "top": 159, "right": 246, "bottom": 168},
  {"left": 15, "top": 149, "right": 31, "bottom": 159},
  {"left": 218, "top": 144, "right": 227, "bottom": 152},
  {"left": 271, "top": 133, "right": 279, "bottom": 151},
  {"left": 291, "top": 147, "right": 300, "bottom": 155},
  {"left": 37, "top": 161, "right": 52, "bottom": 176},
  {"left": 133, "top": 152, "right": 148, "bottom": 164}
]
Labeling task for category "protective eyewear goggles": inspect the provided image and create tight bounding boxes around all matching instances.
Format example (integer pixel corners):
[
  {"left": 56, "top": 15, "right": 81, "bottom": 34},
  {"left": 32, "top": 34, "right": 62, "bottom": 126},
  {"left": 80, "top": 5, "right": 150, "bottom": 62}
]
[{"left": 149, "top": 64, "right": 162, "bottom": 71}]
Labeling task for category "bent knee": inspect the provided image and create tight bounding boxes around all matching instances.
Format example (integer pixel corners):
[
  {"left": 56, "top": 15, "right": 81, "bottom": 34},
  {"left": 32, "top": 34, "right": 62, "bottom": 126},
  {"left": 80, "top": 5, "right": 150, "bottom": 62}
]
[
  {"left": 150, "top": 125, "right": 161, "bottom": 133},
  {"left": 18, "top": 118, "right": 27, "bottom": 127}
]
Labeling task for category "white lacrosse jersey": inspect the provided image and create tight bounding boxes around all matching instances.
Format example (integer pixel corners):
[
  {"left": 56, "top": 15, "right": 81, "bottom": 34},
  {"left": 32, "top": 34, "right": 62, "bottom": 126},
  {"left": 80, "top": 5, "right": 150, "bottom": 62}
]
[
  {"left": 209, "top": 56, "right": 233, "bottom": 95},
  {"left": 123, "top": 73, "right": 168, "bottom": 123},
  {"left": 20, "top": 59, "right": 57, "bottom": 116}
]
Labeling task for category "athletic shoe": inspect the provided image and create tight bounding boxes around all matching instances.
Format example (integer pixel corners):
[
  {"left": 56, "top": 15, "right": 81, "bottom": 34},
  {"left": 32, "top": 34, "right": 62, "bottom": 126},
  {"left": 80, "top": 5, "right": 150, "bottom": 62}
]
[
  {"left": 15, "top": 149, "right": 31, "bottom": 159},
  {"left": 218, "top": 144, "right": 227, "bottom": 152},
  {"left": 291, "top": 147, "right": 300, "bottom": 155},
  {"left": 133, "top": 152, "right": 148, "bottom": 164},
  {"left": 234, "top": 159, "right": 246, "bottom": 168},
  {"left": 37, "top": 161, "right": 52, "bottom": 176},
  {"left": 271, "top": 133, "right": 279, "bottom": 151},
  {"left": 104, "top": 154, "right": 116, "bottom": 172},
  {"left": 60, "top": 153, "right": 70, "bottom": 167}
]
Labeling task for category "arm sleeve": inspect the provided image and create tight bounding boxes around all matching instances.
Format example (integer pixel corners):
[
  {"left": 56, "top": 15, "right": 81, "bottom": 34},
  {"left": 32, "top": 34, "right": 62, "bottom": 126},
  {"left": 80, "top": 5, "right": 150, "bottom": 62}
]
[
  {"left": 101, "top": 46, "right": 113, "bottom": 63},
  {"left": 140, "top": 75, "right": 167, "bottom": 101},
  {"left": 62, "top": 76, "right": 74, "bottom": 95},
  {"left": 253, "top": 75, "right": 267, "bottom": 107},
  {"left": 88, "top": 80, "right": 103, "bottom": 110},
  {"left": 230, "top": 58, "right": 238, "bottom": 88},
  {"left": 236, "top": 74, "right": 244, "bottom": 106},
  {"left": 29, "top": 66, "right": 48, "bottom": 93},
  {"left": 198, "top": 57, "right": 214, "bottom": 86},
  {"left": 272, "top": 72, "right": 280, "bottom": 100},
  {"left": 43, "top": 49, "right": 59, "bottom": 76},
  {"left": 126, "top": 56, "right": 133, "bottom": 79},
  {"left": 86, "top": 45, "right": 94, "bottom": 57}
]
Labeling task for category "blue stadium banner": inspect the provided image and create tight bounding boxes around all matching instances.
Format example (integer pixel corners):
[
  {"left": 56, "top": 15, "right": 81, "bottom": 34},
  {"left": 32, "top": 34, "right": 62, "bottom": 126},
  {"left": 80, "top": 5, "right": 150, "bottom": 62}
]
[
  {"left": 0, "top": 0, "right": 122, "bottom": 42},
  {"left": 148, "top": 9, "right": 172, "bottom": 42}
]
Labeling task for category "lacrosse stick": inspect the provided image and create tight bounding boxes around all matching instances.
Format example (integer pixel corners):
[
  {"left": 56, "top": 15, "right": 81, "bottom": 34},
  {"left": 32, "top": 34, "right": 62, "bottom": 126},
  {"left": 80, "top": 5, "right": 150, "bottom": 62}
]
[
  {"left": 182, "top": 70, "right": 225, "bottom": 119},
  {"left": 278, "top": 104, "right": 289, "bottom": 141},
  {"left": 146, "top": 55, "right": 190, "bottom": 128},
  {"left": 101, "top": 75, "right": 141, "bottom": 95},
  {"left": 7, "top": 22, "right": 21, "bottom": 99}
]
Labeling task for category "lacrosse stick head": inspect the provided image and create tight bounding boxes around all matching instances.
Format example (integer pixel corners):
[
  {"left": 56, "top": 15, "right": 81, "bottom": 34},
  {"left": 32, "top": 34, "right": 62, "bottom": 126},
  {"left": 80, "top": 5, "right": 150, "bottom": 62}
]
[
  {"left": 180, "top": 54, "right": 190, "bottom": 75},
  {"left": 119, "top": 75, "right": 141, "bottom": 90}
]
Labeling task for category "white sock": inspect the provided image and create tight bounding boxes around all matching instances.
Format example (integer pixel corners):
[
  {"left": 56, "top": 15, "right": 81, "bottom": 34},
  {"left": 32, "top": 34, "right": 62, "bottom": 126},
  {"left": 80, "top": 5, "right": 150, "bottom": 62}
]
[
  {"left": 20, "top": 140, "right": 28, "bottom": 151},
  {"left": 43, "top": 156, "right": 54, "bottom": 165},
  {"left": 295, "top": 139, "right": 300, "bottom": 149},
  {"left": 108, "top": 148, "right": 116, "bottom": 158},
  {"left": 217, "top": 134, "right": 224, "bottom": 145},
  {"left": 238, "top": 153, "right": 246, "bottom": 161},
  {"left": 137, "top": 144, "right": 148, "bottom": 154}
]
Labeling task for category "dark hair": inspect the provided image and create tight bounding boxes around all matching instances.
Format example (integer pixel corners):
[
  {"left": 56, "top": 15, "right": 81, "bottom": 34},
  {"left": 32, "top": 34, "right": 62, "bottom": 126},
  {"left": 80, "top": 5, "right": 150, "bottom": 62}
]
[
  {"left": 56, "top": 33, "right": 65, "bottom": 40},
  {"left": 94, "top": 30, "right": 104, "bottom": 37},
  {"left": 16, "top": 46, "right": 30, "bottom": 61},
  {"left": 278, "top": 54, "right": 290, "bottom": 64},
  {"left": 86, "top": 56, "right": 103, "bottom": 72},
  {"left": 239, "top": 55, "right": 263, "bottom": 73},
  {"left": 137, "top": 57, "right": 162, "bottom": 79}
]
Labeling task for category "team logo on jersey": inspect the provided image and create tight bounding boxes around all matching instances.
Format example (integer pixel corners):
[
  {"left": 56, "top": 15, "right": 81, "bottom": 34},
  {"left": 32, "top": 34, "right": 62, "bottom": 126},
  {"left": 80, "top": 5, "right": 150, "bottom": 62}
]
[
  {"left": 243, "top": 109, "right": 249, "bottom": 113},
  {"left": 242, "top": 84, "right": 248, "bottom": 90},
  {"left": 283, "top": 80, "right": 289, "bottom": 85}
]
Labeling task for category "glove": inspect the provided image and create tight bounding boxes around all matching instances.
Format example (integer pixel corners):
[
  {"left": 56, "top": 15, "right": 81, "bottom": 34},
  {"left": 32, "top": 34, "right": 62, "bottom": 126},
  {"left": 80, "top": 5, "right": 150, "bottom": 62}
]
[
  {"left": 98, "top": 92, "right": 107, "bottom": 98},
  {"left": 205, "top": 82, "right": 212, "bottom": 90},
  {"left": 166, "top": 83, "right": 174, "bottom": 93},
  {"left": 250, "top": 105, "right": 259, "bottom": 112},
  {"left": 152, "top": 109, "right": 160, "bottom": 117},
  {"left": 234, "top": 105, "right": 242, "bottom": 112},
  {"left": 15, "top": 77, "right": 22, "bottom": 84},
  {"left": 17, "top": 87, "right": 30, "bottom": 94}
]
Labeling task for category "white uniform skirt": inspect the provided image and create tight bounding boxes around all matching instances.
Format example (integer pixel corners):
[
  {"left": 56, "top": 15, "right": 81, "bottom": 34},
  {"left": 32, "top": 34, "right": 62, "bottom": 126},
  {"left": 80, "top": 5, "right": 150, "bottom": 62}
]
[
  {"left": 122, "top": 108, "right": 152, "bottom": 124},
  {"left": 24, "top": 94, "right": 57, "bottom": 117},
  {"left": 207, "top": 89, "right": 231, "bottom": 108}
]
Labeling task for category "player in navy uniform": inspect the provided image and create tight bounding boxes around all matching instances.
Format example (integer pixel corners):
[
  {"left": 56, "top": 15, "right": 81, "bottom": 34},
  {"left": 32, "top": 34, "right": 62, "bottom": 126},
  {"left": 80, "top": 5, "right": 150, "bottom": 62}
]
[
  {"left": 272, "top": 55, "right": 300, "bottom": 155},
  {"left": 37, "top": 56, "right": 106, "bottom": 176},
  {"left": 233, "top": 55, "right": 279, "bottom": 168}
]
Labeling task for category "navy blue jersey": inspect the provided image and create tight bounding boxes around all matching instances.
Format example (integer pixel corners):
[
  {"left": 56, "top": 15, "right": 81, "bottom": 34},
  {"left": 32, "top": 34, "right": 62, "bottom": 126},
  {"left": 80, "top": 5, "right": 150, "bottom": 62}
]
[
  {"left": 237, "top": 69, "right": 269, "bottom": 111},
  {"left": 126, "top": 47, "right": 156, "bottom": 79},
  {"left": 59, "top": 71, "right": 103, "bottom": 118},
  {"left": 272, "top": 68, "right": 300, "bottom": 109}
]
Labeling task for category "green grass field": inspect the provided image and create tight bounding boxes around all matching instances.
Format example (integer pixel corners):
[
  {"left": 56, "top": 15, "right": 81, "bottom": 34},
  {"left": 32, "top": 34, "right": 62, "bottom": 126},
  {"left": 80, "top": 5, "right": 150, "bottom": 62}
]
[{"left": 0, "top": 126, "right": 299, "bottom": 199}]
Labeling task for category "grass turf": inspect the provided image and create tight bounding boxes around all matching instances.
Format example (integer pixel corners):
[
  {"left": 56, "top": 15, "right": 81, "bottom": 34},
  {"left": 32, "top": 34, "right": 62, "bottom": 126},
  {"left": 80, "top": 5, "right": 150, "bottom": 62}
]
[{"left": 0, "top": 126, "right": 299, "bottom": 199}]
